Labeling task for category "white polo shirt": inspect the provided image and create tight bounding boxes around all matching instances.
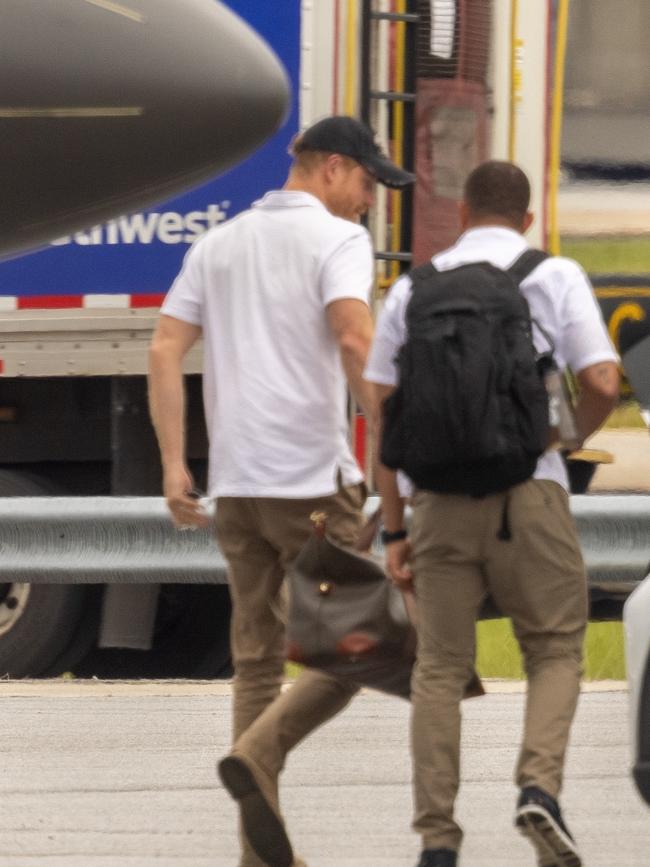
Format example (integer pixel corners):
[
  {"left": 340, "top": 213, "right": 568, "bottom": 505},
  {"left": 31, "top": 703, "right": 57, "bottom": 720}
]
[
  {"left": 364, "top": 226, "right": 618, "bottom": 491},
  {"left": 161, "top": 190, "right": 374, "bottom": 498}
]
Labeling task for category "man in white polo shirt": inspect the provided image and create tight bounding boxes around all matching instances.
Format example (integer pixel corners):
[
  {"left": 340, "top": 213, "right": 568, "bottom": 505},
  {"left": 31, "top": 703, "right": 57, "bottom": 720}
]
[
  {"left": 365, "top": 161, "right": 619, "bottom": 867},
  {"left": 148, "top": 115, "right": 414, "bottom": 867}
]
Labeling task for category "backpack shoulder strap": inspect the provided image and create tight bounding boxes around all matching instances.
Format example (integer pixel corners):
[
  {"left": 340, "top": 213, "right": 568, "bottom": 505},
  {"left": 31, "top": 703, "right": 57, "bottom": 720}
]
[
  {"left": 508, "top": 249, "right": 556, "bottom": 352},
  {"left": 507, "top": 249, "right": 549, "bottom": 285},
  {"left": 404, "top": 263, "right": 438, "bottom": 322},
  {"left": 409, "top": 261, "right": 437, "bottom": 286}
]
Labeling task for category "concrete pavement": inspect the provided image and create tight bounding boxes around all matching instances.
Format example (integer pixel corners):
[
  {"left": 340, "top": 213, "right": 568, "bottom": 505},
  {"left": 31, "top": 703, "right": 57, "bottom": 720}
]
[
  {"left": 0, "top": 680, "right": 646, "bottom": 866},
  {"left": 558, "top": 180, "right": 650, "bottom": 236},
  {"left": 587, "top": 428, "right": 650, "bottom": 492}
]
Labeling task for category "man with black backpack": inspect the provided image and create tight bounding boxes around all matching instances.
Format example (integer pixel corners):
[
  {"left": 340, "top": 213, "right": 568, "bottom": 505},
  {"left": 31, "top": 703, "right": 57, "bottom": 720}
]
[{"left": 364, "top": 161, "right": 619, "bottom": 867}]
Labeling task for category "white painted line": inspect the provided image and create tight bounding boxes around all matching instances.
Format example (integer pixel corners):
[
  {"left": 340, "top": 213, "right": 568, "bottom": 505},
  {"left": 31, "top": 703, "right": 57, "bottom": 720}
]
[
  {"left": 0, "top": 679, "right": 236, "bottom": 698},
  {"left": 0, "top": 678, "right": 628, "bottom": 698},
  {"left": 0, "top": 296, "right": 18, "bottom": 311}
]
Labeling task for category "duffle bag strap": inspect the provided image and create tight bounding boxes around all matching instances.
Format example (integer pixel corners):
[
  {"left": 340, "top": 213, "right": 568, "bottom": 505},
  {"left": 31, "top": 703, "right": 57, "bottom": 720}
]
[{"left": 354, "top": 506, "right": 382, "bottom": 552}]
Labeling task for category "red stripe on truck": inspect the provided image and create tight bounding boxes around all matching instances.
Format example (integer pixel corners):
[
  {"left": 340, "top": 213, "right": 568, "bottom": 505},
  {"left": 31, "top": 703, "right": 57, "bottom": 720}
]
[
  {"left": 11, "top": 294, "right": 165, "bottom": 309},
  {"left": 18, "top": 295, "right": 84, "bottom": 309},
  {"left": 130, "top": 293, "right": 165, "bottom": 308}
]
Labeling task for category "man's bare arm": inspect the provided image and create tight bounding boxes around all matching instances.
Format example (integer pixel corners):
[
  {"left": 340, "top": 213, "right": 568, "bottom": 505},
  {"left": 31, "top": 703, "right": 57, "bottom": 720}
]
[
  {"left": 574, "top": 360, "right": 620, "bottom": 443},
  {"left": 148, "top": 314, "right": 208, "bottom": 527},
  {"left": 374, "top": 383, "right": 413, "bottom": 588},
  {"left": 326, "top": 298, "right": 375, "bottom": 421}
]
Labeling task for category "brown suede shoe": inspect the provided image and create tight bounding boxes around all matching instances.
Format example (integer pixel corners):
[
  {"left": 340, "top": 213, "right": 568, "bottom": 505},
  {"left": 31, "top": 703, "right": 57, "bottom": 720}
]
[{"left": 219, "top": 752, "right": 294, "bottom": 867}]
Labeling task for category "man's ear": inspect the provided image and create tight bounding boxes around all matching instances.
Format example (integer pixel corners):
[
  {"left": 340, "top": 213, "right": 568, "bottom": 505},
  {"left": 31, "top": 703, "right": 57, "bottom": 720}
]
[
  {"left": 458, "top": 201, "right": 470, "bottom": 230},
  {"left": 323, "top": 153, "right": 343, "bottom": 183},
  {"left": 522, "top": 211, "right": 534, "bottom": 234}
]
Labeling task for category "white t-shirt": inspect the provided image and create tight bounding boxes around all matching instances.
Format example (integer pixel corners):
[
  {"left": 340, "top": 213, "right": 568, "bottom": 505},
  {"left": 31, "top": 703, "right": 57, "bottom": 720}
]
[
  {"left": 162, "top": 190, "right": 374, "bottom": 498},
  {"left": 364, "top": 226, "right": 618, "bottom": 491}
]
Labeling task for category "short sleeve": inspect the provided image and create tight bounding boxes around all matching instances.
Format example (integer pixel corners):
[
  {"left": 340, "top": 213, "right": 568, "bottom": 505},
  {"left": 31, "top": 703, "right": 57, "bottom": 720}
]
[
  {"left": 364, "top": 275, "right": 412, "bottom": 386},
  {"left": 320, "top": 228, "right": 374, "bottom": 307},
  {"left": 555, "top": 259, "right": 618, "bottom": 373},
  {"left": 160, "top": 238, "right": 206, "bottom": 326}
]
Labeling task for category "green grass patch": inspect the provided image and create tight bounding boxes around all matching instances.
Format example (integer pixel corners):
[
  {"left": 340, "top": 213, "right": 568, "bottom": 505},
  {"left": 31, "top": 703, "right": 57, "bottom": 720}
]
[
  {"left": 583, "top": 621, "right": 627, "bottom": 680},
  {"left": 476, "top": 618, "right": 626, "bottom": 681},
  {"left": 560, "top": 236, "right": 650, "bottom": 274},
  {"left": 285, "top": 661, "right": 303, "bottom": 679},
  {"left": 286, "top": 619, "right": 626, "bottom": 682},
  {"left": 476, "top": 618, "right": 525, "bottom": 678},
  {"left": 604, "top": 401, "right": 647, "bottom": 429}
]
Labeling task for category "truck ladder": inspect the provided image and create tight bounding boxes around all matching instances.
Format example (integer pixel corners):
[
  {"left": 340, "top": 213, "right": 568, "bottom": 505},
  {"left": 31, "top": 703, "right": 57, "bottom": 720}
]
[{"left": 360, "top": 0, "right": 419, "bottom": 288}]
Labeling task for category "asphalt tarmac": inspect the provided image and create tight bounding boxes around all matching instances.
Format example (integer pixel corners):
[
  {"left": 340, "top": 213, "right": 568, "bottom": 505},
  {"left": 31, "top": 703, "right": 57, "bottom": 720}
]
[{"left": 0, "top": 680, "right": 646, "bottom": 866}]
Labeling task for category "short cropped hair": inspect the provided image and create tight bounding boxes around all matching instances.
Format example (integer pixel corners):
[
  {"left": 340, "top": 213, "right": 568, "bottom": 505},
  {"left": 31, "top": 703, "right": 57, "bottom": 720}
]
[
  {"left": 463, "top": 161, "right": 531, "bottom": 224},
  {"left": 289, "top": 132, "right": 357, "bottom": 174},
  {"left": 291, "top": 147, "right": 328, "bottom": 174}
]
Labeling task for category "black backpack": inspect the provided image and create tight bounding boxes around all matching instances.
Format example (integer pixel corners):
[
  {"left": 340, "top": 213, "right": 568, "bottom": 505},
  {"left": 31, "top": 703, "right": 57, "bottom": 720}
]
[{"left": 380, "top": 249, "right": 551, "bottom": 497}]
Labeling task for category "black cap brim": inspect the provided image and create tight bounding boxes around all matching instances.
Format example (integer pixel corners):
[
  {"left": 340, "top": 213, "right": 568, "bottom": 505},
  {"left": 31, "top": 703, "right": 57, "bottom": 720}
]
[{"left": 361, "top": 154, "right": 416, "bottom": 189}]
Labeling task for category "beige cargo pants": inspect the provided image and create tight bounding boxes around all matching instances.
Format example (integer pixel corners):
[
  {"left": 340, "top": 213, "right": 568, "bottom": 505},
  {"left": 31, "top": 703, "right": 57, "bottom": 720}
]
[{"left": 409, "top": 479, "right": 588, "bottom": 852}]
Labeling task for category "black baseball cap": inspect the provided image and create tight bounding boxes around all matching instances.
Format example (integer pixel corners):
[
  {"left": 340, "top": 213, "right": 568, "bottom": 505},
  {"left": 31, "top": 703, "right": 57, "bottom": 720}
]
[{"left": 295, "top": 115, "right": 416, "bottom": 189}]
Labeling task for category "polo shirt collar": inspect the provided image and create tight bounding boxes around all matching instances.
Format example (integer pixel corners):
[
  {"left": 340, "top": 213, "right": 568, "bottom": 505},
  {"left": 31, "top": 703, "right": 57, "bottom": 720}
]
[
  {"left": 253, "top": 190, "right": 328, "bottom": 212},
  {"left": 458, "top": 225, "right": 525, "bottom": 245}
]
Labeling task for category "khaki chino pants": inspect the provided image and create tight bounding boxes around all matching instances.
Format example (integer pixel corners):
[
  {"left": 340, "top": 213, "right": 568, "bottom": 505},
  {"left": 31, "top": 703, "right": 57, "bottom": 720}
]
[
  {"left": 215, "top": 483, "right": 366, "bottom": 865},
  {"left": 409, "top": 479, "right": 588, "bottom": 851},
  {"left": 216, "top": 482, "right": 366, "bottom": 741}
]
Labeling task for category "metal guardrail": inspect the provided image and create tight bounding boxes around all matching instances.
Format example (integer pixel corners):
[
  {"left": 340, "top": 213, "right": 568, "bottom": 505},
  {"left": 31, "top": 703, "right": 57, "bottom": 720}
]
[
  {"left": 0, "top": 495, "right": 648, "bottom": 587},
  {"left": 0, "top": 497, "right": 227, "bottom": 583},
  {"left": 570, "top": 495, "right": 650, "bottom": 592}
]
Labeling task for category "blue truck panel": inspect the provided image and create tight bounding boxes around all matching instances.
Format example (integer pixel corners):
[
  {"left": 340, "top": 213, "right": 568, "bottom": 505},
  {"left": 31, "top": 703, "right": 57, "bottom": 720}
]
[{"left": 0, "top": 0, "right": 301, "bottom": 301}]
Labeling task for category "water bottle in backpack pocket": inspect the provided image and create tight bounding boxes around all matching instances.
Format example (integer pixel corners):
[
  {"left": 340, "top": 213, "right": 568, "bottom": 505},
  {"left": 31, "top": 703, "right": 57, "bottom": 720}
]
[{"left": 537, "top": 353, "right": 581, "bottom": 451}]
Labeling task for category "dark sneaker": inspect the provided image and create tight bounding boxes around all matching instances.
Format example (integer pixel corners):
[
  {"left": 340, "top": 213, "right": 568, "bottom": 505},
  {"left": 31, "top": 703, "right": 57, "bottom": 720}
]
[
  {"left": 218, "top": 753, "right": 294, "bottom": 867},
  {"left": 416, "top": 849, "right": 458, "bottom": 867},
  {"left": 515, "top": 786, "right": 582, "bottom": 867}
]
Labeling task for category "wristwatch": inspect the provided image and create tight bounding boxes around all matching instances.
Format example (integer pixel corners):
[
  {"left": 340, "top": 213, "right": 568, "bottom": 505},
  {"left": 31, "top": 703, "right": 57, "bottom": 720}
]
[{"left": 380, "top": 528, "right": 408, "bottom": 544}]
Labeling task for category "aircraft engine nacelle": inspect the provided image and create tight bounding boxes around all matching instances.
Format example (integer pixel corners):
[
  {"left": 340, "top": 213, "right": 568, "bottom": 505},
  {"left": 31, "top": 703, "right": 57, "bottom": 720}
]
[{"left": 0, "top": 0, "right": 290, "bottom": 259}]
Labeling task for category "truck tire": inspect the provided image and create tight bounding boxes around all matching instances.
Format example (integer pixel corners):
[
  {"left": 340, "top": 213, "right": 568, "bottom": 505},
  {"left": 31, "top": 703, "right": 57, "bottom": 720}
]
[
  {"left": 0, "top": 469, "right": 93, "bottom": 677},
  {"left": 0, "top": 583, "right": 90, "bottom": 677}
]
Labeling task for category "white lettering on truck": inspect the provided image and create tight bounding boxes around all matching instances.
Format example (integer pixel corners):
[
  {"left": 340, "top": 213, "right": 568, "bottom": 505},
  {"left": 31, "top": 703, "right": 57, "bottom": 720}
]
[{"left": 51, "top": 203, "right": 230, "bottom": 247}]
